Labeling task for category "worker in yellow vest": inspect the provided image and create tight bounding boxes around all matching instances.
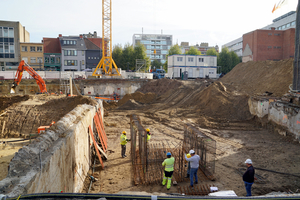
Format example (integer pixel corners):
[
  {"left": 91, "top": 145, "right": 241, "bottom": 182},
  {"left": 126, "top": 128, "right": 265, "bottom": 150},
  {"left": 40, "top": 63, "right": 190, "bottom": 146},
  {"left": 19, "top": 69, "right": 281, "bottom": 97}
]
[
  {"left": 162, "top": 152, "right": 175, "bottom": 190},
  {"left": 146, "top": 128, "right": 151, "bottom": 142},
  {"left": 120, "top": 131, "right": 130, "bottom": 158}
]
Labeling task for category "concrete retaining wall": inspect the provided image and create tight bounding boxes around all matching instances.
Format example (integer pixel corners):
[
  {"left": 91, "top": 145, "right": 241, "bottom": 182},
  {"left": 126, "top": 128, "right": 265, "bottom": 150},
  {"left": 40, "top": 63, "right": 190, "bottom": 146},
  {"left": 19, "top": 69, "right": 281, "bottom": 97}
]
[
  {"left": 0, "top": 101, "right": 103, "bottom": 197},
  {"left": 83, "top": 80, "right": 149, "bottom": 96},
  {"left": 248, "top": 97, "right": 300, "bottom": 141}
]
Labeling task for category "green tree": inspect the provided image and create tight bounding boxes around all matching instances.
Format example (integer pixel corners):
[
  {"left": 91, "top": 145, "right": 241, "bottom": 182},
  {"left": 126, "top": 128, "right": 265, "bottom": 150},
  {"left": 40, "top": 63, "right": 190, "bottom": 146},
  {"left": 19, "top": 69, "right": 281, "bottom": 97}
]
[
  {"left": 218, "top": 47, "right": 241, "bottom": 73},
  {"left": 134, "top": 43, "right": 150, "bottom": 71},
  {"left": 163, "top": 44, "right": 182, "bottom": 71},
  {"left": 112, "top": 44, "right": 123, "bottom": 69},
  {"left": 151, "top": 60, "right": 163, "bottom": 70},
  {"left": 206, "top": 48, "right": 219, "bottom": 56},
  {"left": 185, "top": 46, "right": 201, "bottom": 55},
  {"left": 121, "top": 43, "right": 135, "bottom": 70}
]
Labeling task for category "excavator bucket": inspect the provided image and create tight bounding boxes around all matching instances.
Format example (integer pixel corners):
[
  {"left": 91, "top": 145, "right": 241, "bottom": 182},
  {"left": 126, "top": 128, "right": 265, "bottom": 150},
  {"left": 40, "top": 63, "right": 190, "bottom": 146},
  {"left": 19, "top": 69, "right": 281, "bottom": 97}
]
[{"left": 10, "top": 83, "right": 17, "bottom": 94}]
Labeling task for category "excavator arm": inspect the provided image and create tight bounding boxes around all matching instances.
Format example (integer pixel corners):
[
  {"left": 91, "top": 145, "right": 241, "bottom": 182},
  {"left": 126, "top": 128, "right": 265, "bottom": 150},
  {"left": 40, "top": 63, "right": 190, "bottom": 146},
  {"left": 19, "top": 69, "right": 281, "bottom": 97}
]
[{"left": 11, "top": 60, "right": 47, "bottom": 94}]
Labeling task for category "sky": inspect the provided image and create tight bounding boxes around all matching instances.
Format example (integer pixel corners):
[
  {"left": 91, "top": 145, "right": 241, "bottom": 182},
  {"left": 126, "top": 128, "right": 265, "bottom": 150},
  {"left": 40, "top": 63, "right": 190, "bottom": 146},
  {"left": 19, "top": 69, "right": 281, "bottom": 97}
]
[{"left": 1, "top": 0, "right": 298, "bottom": 50}]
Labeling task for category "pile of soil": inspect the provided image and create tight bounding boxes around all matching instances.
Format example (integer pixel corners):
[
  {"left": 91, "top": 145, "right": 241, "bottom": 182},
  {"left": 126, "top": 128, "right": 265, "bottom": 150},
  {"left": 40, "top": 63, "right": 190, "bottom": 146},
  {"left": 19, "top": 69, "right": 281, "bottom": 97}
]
[
  {"left": 0, "top": 95, "right": 29, "bottom": 112},
  {"left": 184, "top": 82, "right": 252, "bottom": 121},
  {"left": 136, "top": 79, "right": 183, "bottom": 96},
  {"left": 221, "top": 59, "right": 293, "bottom": 97},
  {"left": 117, "top": 92, "right": 156, "bottom": 107},
  {"left": 1, "top": 96, "right": 97, "bottom": 137},
  {"left": 103, "top": 101, "right": 118, "bottom": 110},
  {"left": 118, "top": 99, "right": 142, "bottom": 110}
]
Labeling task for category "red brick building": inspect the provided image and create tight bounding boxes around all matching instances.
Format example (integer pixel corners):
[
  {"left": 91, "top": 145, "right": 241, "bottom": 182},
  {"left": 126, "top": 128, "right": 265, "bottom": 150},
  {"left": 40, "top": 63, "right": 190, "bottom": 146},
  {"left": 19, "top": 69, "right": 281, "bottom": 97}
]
[{"left": 242, "top": 27, "right": 295, "bottom": 62}]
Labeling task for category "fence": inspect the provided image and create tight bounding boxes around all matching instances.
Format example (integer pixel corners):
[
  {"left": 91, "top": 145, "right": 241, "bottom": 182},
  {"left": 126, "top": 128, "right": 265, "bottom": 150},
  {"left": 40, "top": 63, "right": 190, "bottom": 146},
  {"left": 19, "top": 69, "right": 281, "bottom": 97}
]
[{"left": 130, "top": 115, "right": 216, "bottom": 186}]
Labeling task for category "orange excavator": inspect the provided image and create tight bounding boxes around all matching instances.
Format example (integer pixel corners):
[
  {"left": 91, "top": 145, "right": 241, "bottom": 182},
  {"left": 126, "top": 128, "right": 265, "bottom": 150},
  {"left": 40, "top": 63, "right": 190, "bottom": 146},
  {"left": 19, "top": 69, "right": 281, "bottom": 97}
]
[{"left": 11, "top": 60, "right": 47, "bottom": 94}]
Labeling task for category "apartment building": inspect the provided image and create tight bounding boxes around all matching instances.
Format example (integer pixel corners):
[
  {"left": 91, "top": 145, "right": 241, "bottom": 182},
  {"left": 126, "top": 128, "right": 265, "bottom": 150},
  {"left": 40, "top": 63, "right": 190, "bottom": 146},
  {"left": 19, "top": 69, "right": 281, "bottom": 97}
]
[
  {"left": 180, "top": 42, "right": 219, "bottom": 55},
  {"left": 20, "top": 43, "right": 44, "bottom": 70},
  {"left": 43, "top": 37, "right": 62, "bottom": 71},
  {"left": 132, "top": 34, "right": 172, "bottom": 64},
  {"left": 84, "top": 38, "right": 102, "bottom": 70},
  {"left": 59, "top": 34, "right": 87, "bottom": 71},
  {"left": 0, "top": 20, "right": 29, "bottom": 71}
]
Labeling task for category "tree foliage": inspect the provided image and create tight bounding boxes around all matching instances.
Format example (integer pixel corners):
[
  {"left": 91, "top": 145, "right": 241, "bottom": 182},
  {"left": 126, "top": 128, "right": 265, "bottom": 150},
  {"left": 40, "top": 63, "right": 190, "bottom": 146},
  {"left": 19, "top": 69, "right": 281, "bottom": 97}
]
[
  {"left": 206, "top": 48, "right": 218, "bottom": 56},
  {"left": 151, "top": 59, "right": 163, "bottom": 70},
  {"left": 185, "top": 46, "right": 201, "bottom": 55},
  {"left": 112, "top": 43, "right": 149, "bottom": 71},
  {"left": 218, "top": 47, "right": 241, "bottom": 73}
]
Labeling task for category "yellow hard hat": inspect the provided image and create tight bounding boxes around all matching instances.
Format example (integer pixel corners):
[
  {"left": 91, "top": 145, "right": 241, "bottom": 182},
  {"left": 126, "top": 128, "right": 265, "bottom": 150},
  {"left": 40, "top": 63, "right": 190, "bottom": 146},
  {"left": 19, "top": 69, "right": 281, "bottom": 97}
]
[
  {"left": 187, "top": 154, "right": 191, "bottom": 158},
  {"left": 146, "top": 128, "right": 150, "bottom": 132},
  {"left": 122, "top": 131, "right": 127, "bottom": 134}
]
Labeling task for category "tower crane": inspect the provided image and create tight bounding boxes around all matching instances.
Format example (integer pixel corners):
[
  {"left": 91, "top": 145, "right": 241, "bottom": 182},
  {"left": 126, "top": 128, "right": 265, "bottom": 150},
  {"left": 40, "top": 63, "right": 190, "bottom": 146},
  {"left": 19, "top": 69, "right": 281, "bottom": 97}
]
[{"left": 92, "top": 0, "right": 120, "bottom": 76}]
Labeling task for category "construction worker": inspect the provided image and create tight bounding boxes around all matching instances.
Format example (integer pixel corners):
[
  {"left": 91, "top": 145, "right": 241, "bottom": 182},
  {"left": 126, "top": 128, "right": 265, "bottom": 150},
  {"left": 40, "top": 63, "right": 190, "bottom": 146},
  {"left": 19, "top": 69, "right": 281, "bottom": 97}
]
[
  {"left": 243, "top": 159, "right": 256, "bottom": 197},
  {"left": 162, "top": 152, "right": 175, "bottom": 190},
  {"left": 146, "top": 128, "right": 151, "bottom": 142},
  {"left": 185, "top": 150, "right": 200, "bottom": 188},
  {"left": 120, "top": 131, "right": 130, "bottom": 158}
]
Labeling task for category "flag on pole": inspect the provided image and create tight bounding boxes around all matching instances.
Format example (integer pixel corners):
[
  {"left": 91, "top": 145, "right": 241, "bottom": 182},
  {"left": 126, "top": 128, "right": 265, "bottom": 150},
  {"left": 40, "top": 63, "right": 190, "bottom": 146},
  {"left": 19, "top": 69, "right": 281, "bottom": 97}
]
[{"left": 272, "top": 0, "right": 289, "bottom": 13}]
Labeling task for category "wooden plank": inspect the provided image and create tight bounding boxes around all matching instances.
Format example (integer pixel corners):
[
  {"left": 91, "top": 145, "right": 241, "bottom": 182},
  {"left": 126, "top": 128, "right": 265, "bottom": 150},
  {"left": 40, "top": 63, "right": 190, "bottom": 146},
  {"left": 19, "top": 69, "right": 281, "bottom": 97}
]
[
  {"left": 97, "top": 108, "right": 107, "bottom": 142},
  {"left": 89, "top": 125, "right": 104, "bottom": 169},
  {"left": 94, "top": 114, "right": 107, "bottom": 151}
]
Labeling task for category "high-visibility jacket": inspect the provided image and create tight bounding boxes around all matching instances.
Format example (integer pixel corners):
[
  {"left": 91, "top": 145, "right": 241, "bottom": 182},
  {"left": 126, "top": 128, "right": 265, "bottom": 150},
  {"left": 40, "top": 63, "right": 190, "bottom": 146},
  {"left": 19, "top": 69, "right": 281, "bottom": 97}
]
[
  {"left": 147, "top": 133, "right": 151, "bottom": 141},
  {"left": 162, "top": 157, "right": 175, "bottom": 172},
  {"left": 120, "top": 134, "right": 127, "bottom": 145}
]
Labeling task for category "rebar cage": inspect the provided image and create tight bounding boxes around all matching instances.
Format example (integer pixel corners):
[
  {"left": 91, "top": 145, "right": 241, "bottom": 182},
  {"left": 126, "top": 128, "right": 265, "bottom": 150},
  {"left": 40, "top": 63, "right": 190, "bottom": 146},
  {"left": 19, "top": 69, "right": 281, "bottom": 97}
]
[{"left": 130, "top": 115, "right": 216, "bottom": 185}]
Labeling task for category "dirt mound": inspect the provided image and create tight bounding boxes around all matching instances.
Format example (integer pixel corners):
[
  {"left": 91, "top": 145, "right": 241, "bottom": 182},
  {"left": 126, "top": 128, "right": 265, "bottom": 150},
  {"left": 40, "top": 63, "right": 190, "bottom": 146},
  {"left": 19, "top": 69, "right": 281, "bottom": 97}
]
[
  {"left": 103, "top": 101, "right": 118, "bottom": 110},
  {"left": 185, "top": 82, "right": 252, "bottom": 121},
  {"left": 1, "top": 96, "right": 97, "bottom": 137},
  {"left": 118, "top": 99, "right": 142, "bottom": 110},
  {"left": 117, "top": 92, "right": 156, "bottom": 107},
  {"left": 137, "top": 79, "right": 183, "bottom": 96},
  {"left": 0, "top": 95, "right": 30, "bottom": 112},
  {"left": 221, "top": 59, "right": 293, "bottom": 97}
]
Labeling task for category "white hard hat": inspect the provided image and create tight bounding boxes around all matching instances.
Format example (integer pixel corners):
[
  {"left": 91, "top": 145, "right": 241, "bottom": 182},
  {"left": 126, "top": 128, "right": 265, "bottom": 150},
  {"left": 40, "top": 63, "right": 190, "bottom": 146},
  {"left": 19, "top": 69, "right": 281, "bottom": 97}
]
[
  {"left": 245, "top": 159, "right": 252, "bottom": 164},
  {"left": 189, "top": 150, "right": 195, "bottom": 154}
]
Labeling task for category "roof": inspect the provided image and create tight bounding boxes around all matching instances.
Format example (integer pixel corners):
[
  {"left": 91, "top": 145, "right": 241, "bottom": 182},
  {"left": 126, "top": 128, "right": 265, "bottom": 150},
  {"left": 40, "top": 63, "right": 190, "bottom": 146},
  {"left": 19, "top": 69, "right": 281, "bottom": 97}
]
[
  {"left": 84, "top": 38, "right": 101, "bottom": 50},
  {"left": 86, "top": 38, "right": 102, "bottom": 49},
  {"left": 43, "top": 38, "right": 61, "bottom": 53}
]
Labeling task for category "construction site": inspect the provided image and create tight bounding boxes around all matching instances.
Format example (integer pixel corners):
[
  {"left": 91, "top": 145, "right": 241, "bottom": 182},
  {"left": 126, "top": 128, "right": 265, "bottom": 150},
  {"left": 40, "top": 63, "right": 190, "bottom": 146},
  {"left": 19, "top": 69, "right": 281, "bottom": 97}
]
[{"left": 0, "top": 58, "right": 299, "bottom": 199}]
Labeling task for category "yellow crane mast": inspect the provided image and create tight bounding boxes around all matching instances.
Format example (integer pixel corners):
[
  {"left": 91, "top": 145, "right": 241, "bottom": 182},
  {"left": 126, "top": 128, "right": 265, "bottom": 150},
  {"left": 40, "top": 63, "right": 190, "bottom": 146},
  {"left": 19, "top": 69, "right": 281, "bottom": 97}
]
[{"left": 93, "top": 0, "right": 120, "bottom": 76}]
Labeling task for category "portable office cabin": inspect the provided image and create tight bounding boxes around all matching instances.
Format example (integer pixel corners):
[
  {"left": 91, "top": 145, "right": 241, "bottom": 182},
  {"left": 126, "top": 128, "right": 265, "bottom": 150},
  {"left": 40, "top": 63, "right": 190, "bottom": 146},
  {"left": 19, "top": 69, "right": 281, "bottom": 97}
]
[{"left": 167, "top": 55, "right": 217, "bottom": 79}]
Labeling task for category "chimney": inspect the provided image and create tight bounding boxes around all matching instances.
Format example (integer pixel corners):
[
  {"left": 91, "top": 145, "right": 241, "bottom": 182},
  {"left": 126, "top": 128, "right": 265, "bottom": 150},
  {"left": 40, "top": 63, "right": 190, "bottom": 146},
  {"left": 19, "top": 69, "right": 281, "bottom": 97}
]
[
  {"left": 271, "top": 27, "right": 276, "bottom": 30},
  {"left": 59, "top": 34, "right": 62, "bottom": 37},
  {"left": 80, "top": 34, "right": 83, "bottom": 39},
  {"left": 94, "top": 31, "right": 97, "bottom": 38}
]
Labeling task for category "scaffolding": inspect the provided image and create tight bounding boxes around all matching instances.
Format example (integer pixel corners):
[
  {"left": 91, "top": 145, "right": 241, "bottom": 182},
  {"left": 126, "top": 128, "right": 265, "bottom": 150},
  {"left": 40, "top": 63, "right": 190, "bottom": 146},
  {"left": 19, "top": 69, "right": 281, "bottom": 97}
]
[{"left": 130, "top": 115, "right": 216, "bottom": 186}]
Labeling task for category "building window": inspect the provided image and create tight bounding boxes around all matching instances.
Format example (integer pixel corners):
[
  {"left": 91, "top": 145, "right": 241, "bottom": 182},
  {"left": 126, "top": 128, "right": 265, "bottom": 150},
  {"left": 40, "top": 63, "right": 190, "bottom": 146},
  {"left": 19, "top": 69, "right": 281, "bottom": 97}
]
[
  {"left": 8, "top": 28, "right": 14, "bottom": 37},
  {"left": 268, "top": 33, "right": 272, "bottom": 35},
  {"left": 209, "top": 69, "right": 214, "bottom": 74},
  {"left": 199, "top": 58, "right": 204, "bottom": 62},
  {"left": 188, "top": 57, "right": 194, "bottom": 62},
  {"left": 30, "top": 57, "right": 36, "bottom": 63},
  {"left": 4, "top": 44, "right": 9, "bottom": 53},
  {"left": 64, "top": 50, "right": 77, "bottom": 56},
  {"left": 51, "top": 57, "right": 55, "bottom": 64},
  {"left": 56, "top": 57, "right": 60, "bottom": 64},
  {"left": 177, "top": 57, "right": 183, "bottom": 62},
  {"left": 37, "top": 47, "right": 42, "bottom": 52},
  {"left": 274, "top": 33, "right": 281, "bottom": 36},
  {"left": 291, "top": 21, "right": 296, "bottom": 26},
  {"left": 64, "top": 60, "right": 78, "bottom": 66},
  {"left": 3, "top": 27, "right": 8, "bottom": 37},
  {"left": 45, "top": 57, "right": 49, "bottom": 63},
  {"left": 9, "top": 43, "right": 14, "bottom": 53},
  {"left": 30, "top": 46, "right": 36, "bottom": 52},
  {"left": 268, "top": 46, "right": 272, "bottom": 49},
  {"left": 22, "top": 46, "right": 27, "bottom": 51},
  {"left": 63, "top": 40, "right": 77, "bottom": 45},
  {"left": 37, "top": 57, "right": 43, "bottom": 63},
  {"left": 22, "top": 57, "right": 28, "bottom": 62},
  {"left": 82, "top": 51, "right": 84, "bottom": 56},
  {"left": 0, "top": 43, "right": 3, "bottom": 53},
  {"left": 88, "top": 57, "right": 90, "bottom": 59},
  {"left": 82, "top": 60, "right": 84, "bottom": 65}
]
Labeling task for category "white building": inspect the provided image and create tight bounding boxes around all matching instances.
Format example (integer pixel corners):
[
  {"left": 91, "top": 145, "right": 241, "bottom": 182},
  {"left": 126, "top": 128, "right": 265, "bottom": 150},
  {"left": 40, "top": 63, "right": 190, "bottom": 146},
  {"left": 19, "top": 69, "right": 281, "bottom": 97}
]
[{"left": 167, "top": 55, "right": 217, "bottom": 79}]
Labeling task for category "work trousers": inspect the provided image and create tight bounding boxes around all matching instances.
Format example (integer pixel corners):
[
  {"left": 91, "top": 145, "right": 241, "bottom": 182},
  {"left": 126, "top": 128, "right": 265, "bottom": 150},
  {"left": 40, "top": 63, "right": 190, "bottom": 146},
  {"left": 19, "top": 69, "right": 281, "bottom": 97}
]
[
  {"left": 244, "top": 181, "right": 253, "bottom": 196},
  {"left": 162, "top": 171, "right": 173, "bottom": 189},
  {"left": 190, "top": 168, "right": 198, "bottom": 186},
  {"left": 121, "top": 144, "right": 126, "bottom": 157},
  {"left": 186, "top": 162, "right": 191, "bottom": 176}
]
